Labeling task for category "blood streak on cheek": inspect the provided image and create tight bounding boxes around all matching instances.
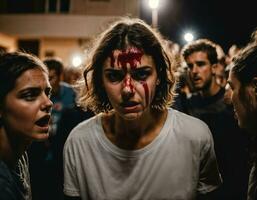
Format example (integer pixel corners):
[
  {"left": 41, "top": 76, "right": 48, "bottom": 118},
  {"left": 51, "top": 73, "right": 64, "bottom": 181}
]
[{"left": 140, "top": 81, "right": 149, "bottom": 107}]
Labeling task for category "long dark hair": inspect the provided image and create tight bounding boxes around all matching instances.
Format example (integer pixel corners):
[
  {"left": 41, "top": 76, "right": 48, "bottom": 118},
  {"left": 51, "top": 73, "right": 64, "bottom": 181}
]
[{"left": 230, "top": 43, "right": 257, "bottom": 162}]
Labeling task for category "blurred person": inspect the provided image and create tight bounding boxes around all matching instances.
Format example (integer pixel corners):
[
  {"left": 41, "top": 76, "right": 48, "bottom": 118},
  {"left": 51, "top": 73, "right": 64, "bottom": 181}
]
[
  {"left": 29, "top": 57, "right": 76, "bottom": 200},
  {"left": 63, "top": 66, "right": 82, "bottom": 86},
  {"left": 215, "top": 58, "right": 227, "bottom": 87},
  {"left": 227, "top": 43, "right": 257, "bottom": 200},
  {"left": 215, "top": 44, "right": 227, "bottom": 87},
  {"left": 223, "top": 83, "right": 233, "bottom": 106},
  {"left": 181, "top": 39, "right": 250, "bottom": 199},
  {"left": 225, "top": 44, "right": 241, "bottom": 65},
  {"left": 172, "top": 66, "right": 194, "bottom": 113},
  {"left": 63, "top": 17, "right": 222, "bottom": 200},
  {"left": 0, "top": 52, "right": 52, "bottom": 200},
  {"left": 44, "top": 57, "right": 76, "bottom": 136},
  {"left": 53, "top": 105, "right": 94, "bottom": 200}
]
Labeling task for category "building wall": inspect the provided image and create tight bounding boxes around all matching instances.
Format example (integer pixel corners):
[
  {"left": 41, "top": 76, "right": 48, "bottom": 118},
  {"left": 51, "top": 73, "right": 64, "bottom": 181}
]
[
  {"left": 0, "top": 0, "right": 139, "bottom": 65},
  {"left": 0, "top": 33, "right": 17, "bottom": 52},
  {"left": 0, "top": 14, "right": 118, "bottom": 38},
  {"left": 40, "top": 37, "right": 88, "bottom": 67},
  {"left": 70, "top": 0, "right": 139, "bottom": 16}
]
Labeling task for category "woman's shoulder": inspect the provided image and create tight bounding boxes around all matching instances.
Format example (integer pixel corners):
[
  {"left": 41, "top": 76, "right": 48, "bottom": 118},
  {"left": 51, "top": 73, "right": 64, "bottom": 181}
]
[
  {"left": 0, "top": 160, "right": 25, "bottom": 199},
  {"left": 168, "top": 108, "right": 211, "bottom": 139}
]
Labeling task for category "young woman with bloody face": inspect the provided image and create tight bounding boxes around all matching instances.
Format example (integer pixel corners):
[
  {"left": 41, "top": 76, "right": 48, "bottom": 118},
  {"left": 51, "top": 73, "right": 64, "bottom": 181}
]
[{"left": 63, "top": 18, "right": 221, "bottom": 200}]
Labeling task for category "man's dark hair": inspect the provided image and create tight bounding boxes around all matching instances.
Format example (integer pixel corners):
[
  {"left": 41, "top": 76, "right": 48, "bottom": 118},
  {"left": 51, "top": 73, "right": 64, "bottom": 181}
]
[
  {"left": 43, "top": 57, "right": 64, "bottom": 76},
  {"left": 181, "top": 39, "right": 218, "bottom": 65}
]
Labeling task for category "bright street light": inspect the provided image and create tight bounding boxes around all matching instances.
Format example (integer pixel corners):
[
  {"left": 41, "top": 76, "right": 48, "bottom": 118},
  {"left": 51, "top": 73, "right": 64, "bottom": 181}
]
[
  {"left": 184, "top": 32, "right": 194, "bottom": 43},
  {"left": 149, "top": 0, "right": 159, "bottom": 9},
  {"left": 148, "top": 0, "right": 160, "bottom": 28},
  {"left": 71, "top": 55, "right": 82, "bottom": 67}
]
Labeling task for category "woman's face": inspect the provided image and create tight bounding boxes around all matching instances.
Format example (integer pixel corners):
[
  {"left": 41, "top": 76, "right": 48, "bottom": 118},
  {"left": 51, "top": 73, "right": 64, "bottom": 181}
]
[
  {"left": 102, "top": 47, "right": 158, "bottom": 120},
  {"left": 228, "top": 71, "right": 257, "bottom": 133},
  {"left": 0, "top": 68, "right": 53, "bottom": 141}
]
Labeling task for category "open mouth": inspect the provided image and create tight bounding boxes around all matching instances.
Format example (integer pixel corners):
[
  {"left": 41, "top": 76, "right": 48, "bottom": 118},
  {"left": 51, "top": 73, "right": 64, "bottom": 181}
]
[
  {"left": 193, "top": 77, "right": 201, "bottom": 82},
  {"left": 120, "top": 101, "right": 139, "bottom": 107},
  {"left": 35, "top": 115, "right": 51, "bottom": 127}
]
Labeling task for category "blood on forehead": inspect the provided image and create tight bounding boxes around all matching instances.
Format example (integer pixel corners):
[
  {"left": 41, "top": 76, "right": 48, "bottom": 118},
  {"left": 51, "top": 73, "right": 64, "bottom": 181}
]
[{"left": 110, "top": 47, "right": 144, "bottom": 69}]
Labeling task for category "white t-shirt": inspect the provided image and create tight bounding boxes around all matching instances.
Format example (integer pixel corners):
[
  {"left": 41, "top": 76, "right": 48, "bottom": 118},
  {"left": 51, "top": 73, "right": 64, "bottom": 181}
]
[{"left": 63, "top": 108, "right": 222, "bottom": 200}]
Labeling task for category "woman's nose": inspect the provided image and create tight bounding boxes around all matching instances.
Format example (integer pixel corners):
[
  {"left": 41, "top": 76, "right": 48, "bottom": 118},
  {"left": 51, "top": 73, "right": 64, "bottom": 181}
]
[
  {"left": 41, "top": 94, "right": 53, "bottom": 113},
  {"left": 121, "top": 76, "right": 135, "bottom": 99}
]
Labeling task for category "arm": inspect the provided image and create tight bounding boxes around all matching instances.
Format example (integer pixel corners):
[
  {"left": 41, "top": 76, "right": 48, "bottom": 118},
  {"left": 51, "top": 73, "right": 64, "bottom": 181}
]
[{"left": 197, "top": 127, "right": 222, "bottom": 199}]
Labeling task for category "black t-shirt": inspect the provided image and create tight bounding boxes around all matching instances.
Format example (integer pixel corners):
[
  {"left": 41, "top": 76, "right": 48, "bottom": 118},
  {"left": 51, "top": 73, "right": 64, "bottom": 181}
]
[{"left": 0, "top": 160, "right": 25, "bottom": 200}]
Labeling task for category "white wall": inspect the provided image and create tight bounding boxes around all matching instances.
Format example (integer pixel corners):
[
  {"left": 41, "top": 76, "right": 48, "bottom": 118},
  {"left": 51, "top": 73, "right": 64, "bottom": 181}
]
[
  {"left": 0, "top": 14, "right": 118, "bottom": 38},
  {"left": 0, "top": 33, "right": 17, "bottom": 51}
]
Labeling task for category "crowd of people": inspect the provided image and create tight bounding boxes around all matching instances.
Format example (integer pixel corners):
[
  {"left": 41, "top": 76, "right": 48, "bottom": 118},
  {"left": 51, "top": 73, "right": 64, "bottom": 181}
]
[{"left": 0, "top": 17, "right": 257, "bottom": 200}]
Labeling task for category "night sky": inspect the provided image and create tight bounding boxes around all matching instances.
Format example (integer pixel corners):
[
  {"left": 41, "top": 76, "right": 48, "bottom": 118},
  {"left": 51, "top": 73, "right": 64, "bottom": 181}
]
[{"left": 140, "top": 0, "right": 257, "bottom": 53}]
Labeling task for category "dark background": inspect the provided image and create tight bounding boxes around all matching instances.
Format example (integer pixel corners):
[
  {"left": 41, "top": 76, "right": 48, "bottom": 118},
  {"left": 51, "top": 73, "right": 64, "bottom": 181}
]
[{"left": 140, "top": 0, "right": 257, "bottom": 53}]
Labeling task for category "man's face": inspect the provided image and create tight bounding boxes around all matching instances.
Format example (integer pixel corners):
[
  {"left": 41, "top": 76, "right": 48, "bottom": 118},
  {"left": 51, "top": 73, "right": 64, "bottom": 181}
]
[
  {"left": 185, "top": 51, "right": 215, "bottom": 92},
  {"left": 48, "top": 69, "right": 61, "bottom": 95}
]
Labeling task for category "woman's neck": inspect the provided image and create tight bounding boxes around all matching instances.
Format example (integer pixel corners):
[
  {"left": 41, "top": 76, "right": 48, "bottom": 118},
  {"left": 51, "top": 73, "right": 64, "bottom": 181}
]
[{"left": 102, "top": 109, "right": 168, "bottom": 150}]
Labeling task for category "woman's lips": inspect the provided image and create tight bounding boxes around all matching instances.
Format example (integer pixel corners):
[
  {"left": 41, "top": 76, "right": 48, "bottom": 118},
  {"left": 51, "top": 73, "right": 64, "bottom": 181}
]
[
  {"left": 120, "top": 101, "right": 139, "bottom": 107},
  {"left": 120, "top": 101, "right": 140, "bottom": 112},
  {"left": 35, "top": 115, "right": 51, "bottom": 127}
]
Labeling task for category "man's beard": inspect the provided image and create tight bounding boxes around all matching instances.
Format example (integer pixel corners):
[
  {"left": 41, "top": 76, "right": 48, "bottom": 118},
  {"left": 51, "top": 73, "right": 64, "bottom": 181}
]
[{"left": 194, "top": 76, "right": 213, "bottom": 93}]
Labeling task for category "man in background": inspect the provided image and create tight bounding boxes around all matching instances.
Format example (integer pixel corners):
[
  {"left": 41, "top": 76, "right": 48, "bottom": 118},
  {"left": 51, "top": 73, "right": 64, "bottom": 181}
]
[{"left": 180, "top": 39, "right": 249, "bottom": 200}]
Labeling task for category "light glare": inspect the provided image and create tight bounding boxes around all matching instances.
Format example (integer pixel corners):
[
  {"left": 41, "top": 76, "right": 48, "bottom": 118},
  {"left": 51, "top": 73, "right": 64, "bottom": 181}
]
[
  {"left": 72, "top": 55, "right": 82, "bottom": 67},
  {"left": 184, "top": 32, "right": 194, "bottom": 42},
  {"left": 149, "top": 0, "right": 159, "bottom": 9}
]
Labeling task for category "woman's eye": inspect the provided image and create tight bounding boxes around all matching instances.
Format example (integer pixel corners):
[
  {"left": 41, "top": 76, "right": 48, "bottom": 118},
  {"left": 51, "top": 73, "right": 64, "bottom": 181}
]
[
  {"left": 21, "top": 93, "right": 37, "bottom": 101},
  {"left": 132, "top": 70, "right": 150, "bottom": 81},
  {"left": 19, "top": 90, "right": 40, "bottom": 101},
  {"left": 106, "top": 71, "right": 124, "bottom": 82}
]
